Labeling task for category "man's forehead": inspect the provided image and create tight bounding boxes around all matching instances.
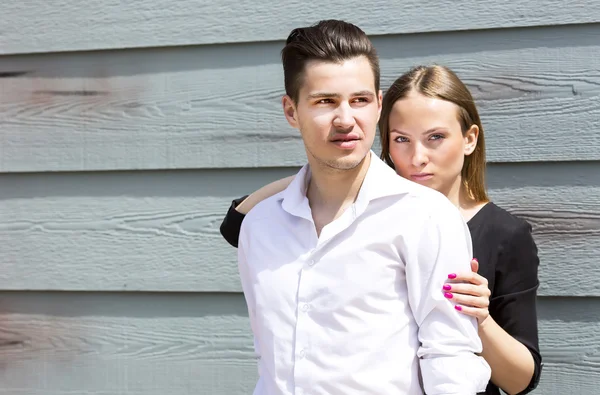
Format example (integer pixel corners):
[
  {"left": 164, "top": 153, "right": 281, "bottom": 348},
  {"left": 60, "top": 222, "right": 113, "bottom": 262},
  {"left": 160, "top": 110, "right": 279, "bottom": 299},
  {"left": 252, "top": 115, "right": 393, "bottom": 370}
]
[
  {"left": 303, "top": 57, "right": 371, "bottom": 75},
  {"left": 299, "top": 57, "right": 376, "bottom": 97}
]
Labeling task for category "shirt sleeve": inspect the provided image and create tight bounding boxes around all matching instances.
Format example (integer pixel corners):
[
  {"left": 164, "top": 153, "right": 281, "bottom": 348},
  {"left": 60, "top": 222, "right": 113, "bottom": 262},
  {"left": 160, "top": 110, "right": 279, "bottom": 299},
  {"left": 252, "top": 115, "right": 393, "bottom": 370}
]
[
  {"left": 491, "top": 220, "right": 542, "bottom": 394},
  {"left": 219, "top": 195, "right": 249, "bottom": 248},
  {"left": 237, "top": 220, "right": 263, "bottom": 377},
  {"left": 405, "top": 204, "right": 491, "bottom": 395}
]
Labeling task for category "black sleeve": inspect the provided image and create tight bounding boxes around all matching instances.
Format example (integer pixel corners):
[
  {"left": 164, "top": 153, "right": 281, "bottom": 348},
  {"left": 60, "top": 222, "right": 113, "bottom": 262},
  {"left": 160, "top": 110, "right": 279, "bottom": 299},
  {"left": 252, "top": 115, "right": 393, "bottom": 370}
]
[
  {"left": 219, "top": 195, "right": 249, "bottom": 248},
  {"left": 490, "top": 220, "right": 543, "bottom": 394}
]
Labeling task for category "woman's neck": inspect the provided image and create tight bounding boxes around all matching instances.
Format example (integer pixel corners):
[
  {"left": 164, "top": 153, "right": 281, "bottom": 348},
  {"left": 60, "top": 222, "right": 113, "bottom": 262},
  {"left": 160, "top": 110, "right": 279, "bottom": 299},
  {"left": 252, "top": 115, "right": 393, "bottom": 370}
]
[{"left": 446, "top": 177, "right": 487, "bottom": 222}]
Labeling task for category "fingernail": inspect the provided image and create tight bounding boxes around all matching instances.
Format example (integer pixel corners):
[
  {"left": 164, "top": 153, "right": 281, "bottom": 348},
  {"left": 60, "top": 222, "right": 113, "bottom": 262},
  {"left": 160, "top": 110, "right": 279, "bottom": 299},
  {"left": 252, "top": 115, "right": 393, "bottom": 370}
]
[
  {"left": 444, "top": 292, "right": 453, "bottom": 299},
  {"left": 443, "top": 284, "right": 452, "bottom": 291},
  {"left": 455, "top": 305, "right": 462, "bottom": 311},
  {"left": 473, "top": 258, "right": 478, "bottom": 263},
  {"left": 448, "top": 273, "right": 457, "bottom": 279}
]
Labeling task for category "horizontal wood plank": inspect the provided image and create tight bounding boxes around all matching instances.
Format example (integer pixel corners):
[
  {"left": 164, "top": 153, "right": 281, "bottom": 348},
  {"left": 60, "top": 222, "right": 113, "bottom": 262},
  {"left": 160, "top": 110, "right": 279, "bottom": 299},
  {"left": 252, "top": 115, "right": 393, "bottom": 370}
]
[
  {"left": 2, "top": 24, "right": 600, "bottom": 172},
  {"left": 1, "top": 162, "right": 598, "bottom": 295},
  {"left": 0, "top": 293, "right": 597, "bottom": 394},
  {"left": 531, "top": 297, "right": 600, "bottom": 394},
  {"left": 2, "top": 1, "right": 600, "bottom": 55},
  {"left": 0, "top": 292, "right": 256, "bottom": 395}
]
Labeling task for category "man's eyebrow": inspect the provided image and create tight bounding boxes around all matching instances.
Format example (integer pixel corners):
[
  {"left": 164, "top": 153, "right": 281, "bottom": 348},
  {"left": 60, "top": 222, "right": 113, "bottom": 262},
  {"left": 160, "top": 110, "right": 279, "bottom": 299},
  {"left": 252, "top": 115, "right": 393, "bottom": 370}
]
[
  {"left": 307, "top": 92, "right": 340, "bottom": 99},
  {"left": 353, "top": 90, "right": 375, "bottom": 97},
  {"left": 306, "top": 91, "right": 375, "bottom": 99}
]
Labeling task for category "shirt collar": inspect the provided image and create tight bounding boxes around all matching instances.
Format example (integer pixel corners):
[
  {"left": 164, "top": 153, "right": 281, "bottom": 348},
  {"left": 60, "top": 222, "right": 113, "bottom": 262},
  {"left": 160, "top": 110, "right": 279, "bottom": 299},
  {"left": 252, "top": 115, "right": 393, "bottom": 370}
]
[
  {"left": 280, "top": 162, "right": 313, "bottom": 221},
  {"left": 280, "top": 151, "right": 412, "bottom": 220}
]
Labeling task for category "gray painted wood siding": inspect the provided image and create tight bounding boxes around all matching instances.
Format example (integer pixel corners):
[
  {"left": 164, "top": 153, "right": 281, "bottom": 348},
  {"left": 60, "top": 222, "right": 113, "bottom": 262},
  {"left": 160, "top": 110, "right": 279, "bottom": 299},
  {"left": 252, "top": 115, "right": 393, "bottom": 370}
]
[
  {"left": 0, "top": 295, "right": 596, "bottom": 394},
  {"left": 2, "top": 24, "right": 600, "bottom": 172},
  {"left": 3, "top": 1, "right": 600, "bottom": 55},
  {"left": 2, "top": 163, "right": 599, "bottom": 297},
  {"left": 1, "top": 2, "right": 599, "bottom": 394}
]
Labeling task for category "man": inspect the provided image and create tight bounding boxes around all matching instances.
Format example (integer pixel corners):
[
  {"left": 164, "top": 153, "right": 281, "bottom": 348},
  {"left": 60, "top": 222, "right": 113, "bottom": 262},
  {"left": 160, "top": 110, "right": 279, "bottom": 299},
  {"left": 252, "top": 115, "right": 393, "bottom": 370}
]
[{"left": 237, "top": 20, "right": 491, "bottom": 394}]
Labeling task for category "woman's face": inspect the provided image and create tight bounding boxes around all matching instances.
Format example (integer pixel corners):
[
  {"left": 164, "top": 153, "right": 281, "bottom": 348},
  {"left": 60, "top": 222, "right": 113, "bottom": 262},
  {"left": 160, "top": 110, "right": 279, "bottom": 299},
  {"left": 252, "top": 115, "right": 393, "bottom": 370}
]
[{"left": 387, "top": 91, "right": 478, "bottom": 196}]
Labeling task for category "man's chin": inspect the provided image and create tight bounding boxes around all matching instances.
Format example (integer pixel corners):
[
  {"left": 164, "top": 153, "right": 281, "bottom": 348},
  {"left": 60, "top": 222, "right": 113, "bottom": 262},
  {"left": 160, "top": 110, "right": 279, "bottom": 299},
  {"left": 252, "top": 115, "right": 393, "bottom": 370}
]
[{"left": 325, "top": 151, "right": 370, "bottom": 171}]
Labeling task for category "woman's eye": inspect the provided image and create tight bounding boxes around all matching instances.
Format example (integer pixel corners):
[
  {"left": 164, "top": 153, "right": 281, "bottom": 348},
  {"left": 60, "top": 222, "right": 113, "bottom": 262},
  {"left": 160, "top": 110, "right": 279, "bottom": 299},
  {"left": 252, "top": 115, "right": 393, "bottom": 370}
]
[
  {"left": 394, "top": 136, "right": 409, "bottom": 143},
  {"left": 430, "top": 134, "right": 445, "bottom": 140}
]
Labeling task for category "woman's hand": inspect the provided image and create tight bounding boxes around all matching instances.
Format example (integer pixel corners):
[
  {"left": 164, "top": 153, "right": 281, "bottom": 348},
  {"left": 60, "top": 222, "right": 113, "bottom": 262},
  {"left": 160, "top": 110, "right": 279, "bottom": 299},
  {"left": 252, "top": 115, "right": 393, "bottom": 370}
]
[{"left": 444, "top": 258, "right": 491, "bottom": 326}]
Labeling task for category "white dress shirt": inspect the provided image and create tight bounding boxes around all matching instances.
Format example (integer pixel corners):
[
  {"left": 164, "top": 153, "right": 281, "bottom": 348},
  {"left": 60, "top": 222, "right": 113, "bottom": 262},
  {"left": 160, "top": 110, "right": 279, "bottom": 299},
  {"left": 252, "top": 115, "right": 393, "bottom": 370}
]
[{"left": 238, "top": 152, "right": 491, "bottom": 395}]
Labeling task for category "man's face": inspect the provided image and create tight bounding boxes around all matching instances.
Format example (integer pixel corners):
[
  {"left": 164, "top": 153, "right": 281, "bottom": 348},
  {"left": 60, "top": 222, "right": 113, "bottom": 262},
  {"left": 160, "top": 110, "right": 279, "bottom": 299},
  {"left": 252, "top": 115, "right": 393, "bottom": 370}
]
[{"left": 283, "top": 56, "right": 382, "bottom": 172}]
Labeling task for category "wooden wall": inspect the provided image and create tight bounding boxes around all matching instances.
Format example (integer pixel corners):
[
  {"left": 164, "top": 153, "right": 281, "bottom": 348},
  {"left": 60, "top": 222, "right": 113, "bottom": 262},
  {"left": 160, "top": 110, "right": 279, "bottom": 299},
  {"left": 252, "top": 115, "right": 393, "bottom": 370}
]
[{"left": 1, "top": 1, "right": 599, "bottom": 393}]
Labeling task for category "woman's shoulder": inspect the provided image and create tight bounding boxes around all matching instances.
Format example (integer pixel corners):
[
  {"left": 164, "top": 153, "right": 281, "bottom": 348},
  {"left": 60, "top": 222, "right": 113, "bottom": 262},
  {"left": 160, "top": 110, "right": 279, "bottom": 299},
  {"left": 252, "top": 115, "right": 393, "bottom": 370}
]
[
  {"left": 469, "top": 202, "right": 537, "bottom": 258},
  {"left": 471, "top": 201, "right": 532, "bottom": 237}
]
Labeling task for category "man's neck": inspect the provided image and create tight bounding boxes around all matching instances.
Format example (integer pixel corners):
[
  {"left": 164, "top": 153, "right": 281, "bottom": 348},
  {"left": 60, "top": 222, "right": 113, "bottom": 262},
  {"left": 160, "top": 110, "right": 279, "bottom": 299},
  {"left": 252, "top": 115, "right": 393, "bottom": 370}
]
[{"left": 306, "top": 152, "right": 371, "bottom": 236}]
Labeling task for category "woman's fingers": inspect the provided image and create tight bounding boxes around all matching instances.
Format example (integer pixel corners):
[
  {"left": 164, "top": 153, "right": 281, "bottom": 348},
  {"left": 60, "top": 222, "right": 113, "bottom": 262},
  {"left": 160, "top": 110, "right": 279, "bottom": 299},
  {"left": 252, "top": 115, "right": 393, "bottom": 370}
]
[
  {"left": 443, "top": 292, "right": 489, "bottom": 308},
  {"left": 446, "top": 258, "right": 490, "bottom": 325},
  {"left": 470, "top": 258, "right": 479, "bottom": 273},
  {"left": 443, "top": 282, "right": 491, "bottom": 298},
  {"left": 447, "top": 271, "right": 488, "bottom": 286},
  {"left": 454, "top": 304, "right": 489, "bottom": 323}
]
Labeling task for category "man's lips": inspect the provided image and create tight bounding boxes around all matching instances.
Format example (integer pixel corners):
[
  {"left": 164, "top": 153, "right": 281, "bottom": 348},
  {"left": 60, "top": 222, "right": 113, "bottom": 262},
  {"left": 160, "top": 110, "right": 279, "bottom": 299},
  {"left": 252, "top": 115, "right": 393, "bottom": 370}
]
[
  {"left": 330, "top": 133, "right": 361, "bottom": 142},
  {"left": 331, "top": 134, "right": 360, "bottom": 149}
]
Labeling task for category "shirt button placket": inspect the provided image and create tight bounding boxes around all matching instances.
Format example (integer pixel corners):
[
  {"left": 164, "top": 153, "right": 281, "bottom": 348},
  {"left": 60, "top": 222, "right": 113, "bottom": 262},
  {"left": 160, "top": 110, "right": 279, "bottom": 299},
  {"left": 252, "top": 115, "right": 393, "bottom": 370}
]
[
  {"left": 308, "top": 249, "right": 317, "bottom": 267},
  {"left": 293, "top": 252, "right": 316, "bottom": 393}
]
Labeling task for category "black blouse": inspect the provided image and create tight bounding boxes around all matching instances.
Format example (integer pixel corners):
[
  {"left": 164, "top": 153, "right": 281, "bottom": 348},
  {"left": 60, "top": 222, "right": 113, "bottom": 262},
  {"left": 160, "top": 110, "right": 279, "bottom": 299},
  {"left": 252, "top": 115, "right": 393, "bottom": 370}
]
[{"left": 220, "top": 197, "right": 542, "bottom": 395}]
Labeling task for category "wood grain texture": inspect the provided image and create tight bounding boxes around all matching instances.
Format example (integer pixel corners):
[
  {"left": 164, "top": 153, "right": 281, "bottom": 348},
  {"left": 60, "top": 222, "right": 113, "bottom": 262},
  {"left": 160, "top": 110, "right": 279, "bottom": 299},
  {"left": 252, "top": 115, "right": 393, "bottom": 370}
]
[
  {"left": 531, "top": 297, "right": 600, "bottom": 394},
  {"left": 3, "top": 1, "right": 600, "bottom": 55},
  {"left": 2, "top": 24, "right": 600, "bottom": 172},
  {"left": 2, "top": 162, "right": 598, "bottom": 295},
  {"left": 0, "top": 293, "right": 596, "bottom": 394},
  {"left": 0, "top": 292, "right": 256, "bottom": 395}
]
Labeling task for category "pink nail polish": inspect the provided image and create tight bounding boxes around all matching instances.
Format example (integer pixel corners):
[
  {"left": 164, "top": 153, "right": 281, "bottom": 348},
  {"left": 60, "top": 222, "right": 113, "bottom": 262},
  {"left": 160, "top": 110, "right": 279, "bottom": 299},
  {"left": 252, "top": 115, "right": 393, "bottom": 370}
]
[
  {"left": 443, "top": 284, "right": 452, "bottom": 291},
  {"left": 473, "top": 258, "right": 478, "bottom": 263},
  {"left": 448, "top": 273, "right": 457, "bottom": 279},
  {"left": 455, "top": 305, "right": 462, "bottom": 311},
  {"left": 444, "top": 292, "right": 453, "bottom": 299}
]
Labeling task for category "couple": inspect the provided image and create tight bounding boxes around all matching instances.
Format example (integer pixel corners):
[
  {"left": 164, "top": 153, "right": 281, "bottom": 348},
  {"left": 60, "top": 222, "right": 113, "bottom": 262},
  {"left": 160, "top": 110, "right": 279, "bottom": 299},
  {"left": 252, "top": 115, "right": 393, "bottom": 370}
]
[{"left": 219, "top": 20, "right": 541, "bottom": 395}]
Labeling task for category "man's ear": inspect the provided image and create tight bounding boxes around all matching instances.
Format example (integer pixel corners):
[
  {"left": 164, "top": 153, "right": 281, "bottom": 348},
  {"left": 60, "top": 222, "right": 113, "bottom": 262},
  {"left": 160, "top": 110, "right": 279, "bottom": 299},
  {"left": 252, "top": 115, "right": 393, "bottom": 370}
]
[
  {"left": 282, "top": 95, "right": 298, "bottom": 128},
  {"left": 376, "top": 89, "right": 383, "bottom": 123}
]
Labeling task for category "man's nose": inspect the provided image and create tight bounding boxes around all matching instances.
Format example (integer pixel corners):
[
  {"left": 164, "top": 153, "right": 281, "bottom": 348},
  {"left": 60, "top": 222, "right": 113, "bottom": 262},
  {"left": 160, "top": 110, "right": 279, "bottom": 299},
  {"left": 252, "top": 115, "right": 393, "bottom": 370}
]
[{"left": 333, "top": 103, "right": 356, "bottom": 129}]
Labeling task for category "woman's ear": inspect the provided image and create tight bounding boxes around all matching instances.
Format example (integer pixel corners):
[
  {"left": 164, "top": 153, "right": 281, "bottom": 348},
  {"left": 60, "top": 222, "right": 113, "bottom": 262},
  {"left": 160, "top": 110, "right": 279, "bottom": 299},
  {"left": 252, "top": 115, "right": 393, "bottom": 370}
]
[{"left": 464, "top": 124, "right": 479, "bottom": 156}]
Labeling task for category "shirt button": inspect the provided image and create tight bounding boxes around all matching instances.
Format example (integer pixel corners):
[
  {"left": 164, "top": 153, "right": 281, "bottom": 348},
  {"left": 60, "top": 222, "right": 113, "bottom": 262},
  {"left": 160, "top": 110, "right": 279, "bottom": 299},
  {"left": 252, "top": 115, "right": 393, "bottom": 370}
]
[
  {"left": 308, "top": 259, "right": 316, "bottom": 266},
  {"left": 299, "top": 349, "right": 306, "bottom": 359},
  {"left": 302, "top": 304, "right": 310, "bottom": 312}
]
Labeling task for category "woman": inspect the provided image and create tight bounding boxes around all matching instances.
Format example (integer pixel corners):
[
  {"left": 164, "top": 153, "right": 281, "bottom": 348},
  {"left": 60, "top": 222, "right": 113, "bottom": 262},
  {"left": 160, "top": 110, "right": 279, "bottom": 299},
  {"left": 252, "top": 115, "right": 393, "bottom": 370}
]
[{"left": 219, "top": 65, "right": 542, "bottom": 395}]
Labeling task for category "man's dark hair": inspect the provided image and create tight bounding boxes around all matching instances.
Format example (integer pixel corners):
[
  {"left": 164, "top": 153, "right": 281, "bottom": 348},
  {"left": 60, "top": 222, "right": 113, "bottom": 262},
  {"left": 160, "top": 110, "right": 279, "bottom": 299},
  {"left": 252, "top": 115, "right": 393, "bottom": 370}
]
[{"left": 281, "top": 19, "right": 380, "bottom": 103}]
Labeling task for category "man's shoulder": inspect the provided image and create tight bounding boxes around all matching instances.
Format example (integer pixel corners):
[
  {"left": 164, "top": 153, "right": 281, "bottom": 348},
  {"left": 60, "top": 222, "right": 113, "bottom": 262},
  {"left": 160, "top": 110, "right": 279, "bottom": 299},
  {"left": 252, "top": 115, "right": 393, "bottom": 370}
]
[
  {"left": 242, "top": 191, "right": 285, "bottom": 227},
  {"left": 369, "top": 158, "right": 448, "bottom": 205},
  {"left": 385, "top": 174, "right": 456, "bottom": 214}
]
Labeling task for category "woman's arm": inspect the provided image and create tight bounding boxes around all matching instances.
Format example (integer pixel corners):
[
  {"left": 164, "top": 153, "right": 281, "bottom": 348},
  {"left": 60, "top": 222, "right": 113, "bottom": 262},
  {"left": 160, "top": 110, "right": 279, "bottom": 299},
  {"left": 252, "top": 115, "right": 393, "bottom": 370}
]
[
  {"left": 477, "top": 312, "right": 536, "bottom": 395},
  {"left": 445, "top": 222, "right": 541, "bottom": 394},
  {"left": 219, "top": 176, "right": 295, "bottom": 247},
  {"left": 235, "top": 176, "right": 295, "bottom": 214}
]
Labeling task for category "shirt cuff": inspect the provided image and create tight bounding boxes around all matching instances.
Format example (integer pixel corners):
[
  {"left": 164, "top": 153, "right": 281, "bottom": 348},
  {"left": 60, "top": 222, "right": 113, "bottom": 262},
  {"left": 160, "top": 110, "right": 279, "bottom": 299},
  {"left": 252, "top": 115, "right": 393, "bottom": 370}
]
[{"left": 420, "top": 354, "right": 491, "bottom": 395}]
